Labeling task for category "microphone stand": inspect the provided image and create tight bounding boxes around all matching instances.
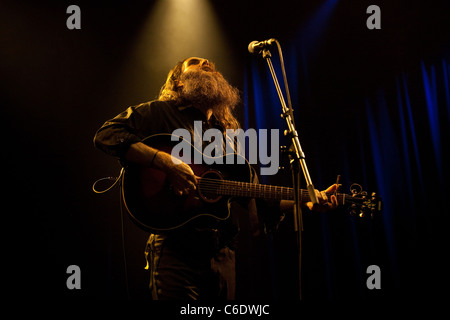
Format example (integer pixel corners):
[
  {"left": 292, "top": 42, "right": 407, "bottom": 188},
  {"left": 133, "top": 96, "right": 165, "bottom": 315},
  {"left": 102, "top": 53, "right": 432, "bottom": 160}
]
[{"left": 259, "top": 46, "right": 318, "bottom": 300}]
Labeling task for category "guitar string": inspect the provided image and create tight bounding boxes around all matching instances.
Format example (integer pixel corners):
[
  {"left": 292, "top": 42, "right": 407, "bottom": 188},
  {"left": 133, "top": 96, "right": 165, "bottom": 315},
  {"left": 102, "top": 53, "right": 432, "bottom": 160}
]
[
  {"left": 197, "top": 178, "right": 324, "bottom": 197},
  {"left": 194, "top": 178, "right": 373, "bottom": 208},
  {"left": 193, "top": 185, "right": 369, "bottom": 207},
  {"left": 192, "top": 183, "right": 371, "bottom": 208},
  {"left": 197, "top": 177, "right": 327, "bottom": 196},
  {"left": 196, "top": 177, "right": 293, "bottom": 194},
  {"left": 194, "top": 177, "right": 352, "bottom": 202}
]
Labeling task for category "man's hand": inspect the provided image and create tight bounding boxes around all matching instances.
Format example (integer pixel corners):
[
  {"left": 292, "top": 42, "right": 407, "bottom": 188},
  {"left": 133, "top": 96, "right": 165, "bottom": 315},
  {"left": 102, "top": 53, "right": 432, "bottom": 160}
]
[
  {"left": 306, "top": 184, "right": 339, "bottom": 212},
  {"left": 155, "top": 152, "right": 198, "bottom": 196},
  {"left": 125, "top": 142, "right": 197, "bottom": 196},
  {"left": 280, "top": 184, "right": 340, "bottom": 213}
]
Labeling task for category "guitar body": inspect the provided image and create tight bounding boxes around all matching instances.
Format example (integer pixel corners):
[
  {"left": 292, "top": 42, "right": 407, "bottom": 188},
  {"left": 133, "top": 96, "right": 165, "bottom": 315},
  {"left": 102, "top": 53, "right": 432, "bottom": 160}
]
[{"left": 122, "top": 134, "right": 253, "bottom": 233}]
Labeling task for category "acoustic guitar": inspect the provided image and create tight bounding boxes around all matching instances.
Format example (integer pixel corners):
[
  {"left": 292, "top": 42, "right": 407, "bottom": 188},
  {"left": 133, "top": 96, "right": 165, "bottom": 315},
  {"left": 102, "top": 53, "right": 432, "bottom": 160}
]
[{"left": 121, "top": 134, "right": 382, "bottom": 233}]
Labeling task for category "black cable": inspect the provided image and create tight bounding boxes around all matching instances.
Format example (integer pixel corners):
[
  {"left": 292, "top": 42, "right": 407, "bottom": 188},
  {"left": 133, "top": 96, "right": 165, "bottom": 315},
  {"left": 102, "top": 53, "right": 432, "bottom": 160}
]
[{"left": 118, "top": 177, "right": 131, "bottom": 299}]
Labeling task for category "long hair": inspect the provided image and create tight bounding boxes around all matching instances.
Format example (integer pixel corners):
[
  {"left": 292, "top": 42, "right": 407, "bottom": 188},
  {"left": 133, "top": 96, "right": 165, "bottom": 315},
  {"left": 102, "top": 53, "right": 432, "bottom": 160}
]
[
  {"left": 158, "top": 58, "right": 240, "bottom": 131},
  {"left": 158, "top": 60, "right": 185, "bottom": 102}
]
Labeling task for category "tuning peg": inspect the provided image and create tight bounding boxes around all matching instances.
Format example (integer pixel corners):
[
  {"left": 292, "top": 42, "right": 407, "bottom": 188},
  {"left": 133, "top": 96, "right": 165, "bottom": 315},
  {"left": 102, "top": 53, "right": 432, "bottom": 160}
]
[
  {"left": 359, "top": 211, "right": 365, "bottom": 218},
  {"left": 350, "top": 183, "right": 362, "bottom": 195}
]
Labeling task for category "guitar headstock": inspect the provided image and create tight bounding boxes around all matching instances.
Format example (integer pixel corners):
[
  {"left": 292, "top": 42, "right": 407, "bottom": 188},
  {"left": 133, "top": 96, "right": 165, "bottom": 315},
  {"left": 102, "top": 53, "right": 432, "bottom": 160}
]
[{"left": 346, "top": 183, "right": 383, "bottom": 218}]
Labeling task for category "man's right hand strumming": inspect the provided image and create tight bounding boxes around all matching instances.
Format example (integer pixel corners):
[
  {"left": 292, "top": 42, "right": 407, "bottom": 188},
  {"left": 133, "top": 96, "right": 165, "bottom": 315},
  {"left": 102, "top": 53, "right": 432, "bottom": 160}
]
[{"left": 126, "top": 142, "right": 197, "bottom": 196}]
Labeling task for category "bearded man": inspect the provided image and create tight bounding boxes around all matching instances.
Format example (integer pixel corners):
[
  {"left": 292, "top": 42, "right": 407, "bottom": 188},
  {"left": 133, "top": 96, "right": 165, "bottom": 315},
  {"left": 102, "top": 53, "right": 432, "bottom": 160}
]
[{"left": 94, "top": 57, "right": 338, "bottom": 300}]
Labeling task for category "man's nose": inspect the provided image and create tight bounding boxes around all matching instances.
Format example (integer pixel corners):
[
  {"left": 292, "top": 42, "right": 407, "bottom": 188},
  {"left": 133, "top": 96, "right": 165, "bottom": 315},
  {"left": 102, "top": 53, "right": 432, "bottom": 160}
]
[{"left": 200, "top": 59, "right": 210, "bottom": 67}]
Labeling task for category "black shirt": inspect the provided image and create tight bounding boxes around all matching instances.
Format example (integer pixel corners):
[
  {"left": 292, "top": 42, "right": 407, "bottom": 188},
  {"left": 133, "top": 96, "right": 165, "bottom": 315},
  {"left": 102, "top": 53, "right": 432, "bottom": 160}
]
[{"left": 94, "top": 100, "right": 221, "bottom": 161}]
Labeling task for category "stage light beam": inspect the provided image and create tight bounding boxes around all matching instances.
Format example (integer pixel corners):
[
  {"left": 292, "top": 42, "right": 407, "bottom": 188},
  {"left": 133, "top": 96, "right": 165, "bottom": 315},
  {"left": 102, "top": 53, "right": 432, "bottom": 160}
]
[{"left": 115, "top": 0, "right": 233, "bottom": 104}]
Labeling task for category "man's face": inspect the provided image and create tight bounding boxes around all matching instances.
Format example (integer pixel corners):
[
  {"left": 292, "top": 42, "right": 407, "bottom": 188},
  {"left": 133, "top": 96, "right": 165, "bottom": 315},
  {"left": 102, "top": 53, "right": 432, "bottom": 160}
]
[
  {"left": 181, "top": 57, "right": 216, "bottom": 74},
  {"left": 177, "top": 57, "right": 239, "bottom": 112}
]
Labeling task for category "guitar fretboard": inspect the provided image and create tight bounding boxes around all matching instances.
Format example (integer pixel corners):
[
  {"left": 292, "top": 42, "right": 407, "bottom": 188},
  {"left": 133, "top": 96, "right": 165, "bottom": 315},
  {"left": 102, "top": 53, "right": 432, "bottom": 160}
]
[
  {"left": 198, "top": 178, "right": 346, "bottom": 204},
  {"left": 218, "top": 180, "right": 295, "bottom": 200}
]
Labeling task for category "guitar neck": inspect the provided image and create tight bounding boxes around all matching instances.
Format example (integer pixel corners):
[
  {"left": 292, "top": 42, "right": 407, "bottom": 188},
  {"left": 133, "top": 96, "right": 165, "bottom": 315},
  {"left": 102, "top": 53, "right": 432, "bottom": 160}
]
[{"left": 206, "top": 178, "right": 345, "bottom": 204}]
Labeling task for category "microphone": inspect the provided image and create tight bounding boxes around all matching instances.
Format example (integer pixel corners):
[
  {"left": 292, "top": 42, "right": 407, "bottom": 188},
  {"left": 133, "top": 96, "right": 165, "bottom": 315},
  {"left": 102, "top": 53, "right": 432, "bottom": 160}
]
[{"left": 248, "top": 38, "right": 276, "bottom": 54}]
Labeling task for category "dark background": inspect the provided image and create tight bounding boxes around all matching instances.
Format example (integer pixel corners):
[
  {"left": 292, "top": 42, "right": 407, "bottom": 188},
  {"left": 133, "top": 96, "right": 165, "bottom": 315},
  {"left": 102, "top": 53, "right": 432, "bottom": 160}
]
[{"left": 1, "top": 0, "right": 449, "bottom": 303}]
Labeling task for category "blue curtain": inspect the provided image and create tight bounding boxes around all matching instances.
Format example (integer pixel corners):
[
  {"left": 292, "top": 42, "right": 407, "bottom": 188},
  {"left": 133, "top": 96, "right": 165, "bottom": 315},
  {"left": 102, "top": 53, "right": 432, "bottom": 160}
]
[
  {"left": 244, "top": 47, "right": 449, "bottom": 298},
  {"left": 363, "top": 59, "right": 450, "bottom": 298}
]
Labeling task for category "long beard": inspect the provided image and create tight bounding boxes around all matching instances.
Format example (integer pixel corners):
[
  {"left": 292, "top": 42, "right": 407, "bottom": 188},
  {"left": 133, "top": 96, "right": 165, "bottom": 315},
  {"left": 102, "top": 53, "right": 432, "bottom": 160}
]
[{"left": 179, "top": 69, "right": 240, "bottom": 113}]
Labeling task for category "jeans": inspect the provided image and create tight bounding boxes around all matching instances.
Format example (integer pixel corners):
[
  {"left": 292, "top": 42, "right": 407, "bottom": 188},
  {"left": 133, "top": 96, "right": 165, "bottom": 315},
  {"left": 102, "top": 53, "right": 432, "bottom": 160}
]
[{"left": 146, "top": 231, "right": 236, "bottom": 300}]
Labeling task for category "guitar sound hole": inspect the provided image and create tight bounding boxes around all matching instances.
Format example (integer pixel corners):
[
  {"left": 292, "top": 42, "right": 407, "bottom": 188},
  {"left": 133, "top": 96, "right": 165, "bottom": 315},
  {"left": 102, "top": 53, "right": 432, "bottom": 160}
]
[{"left": 198, "top": 170, "right": 223, "bottom": 203}]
